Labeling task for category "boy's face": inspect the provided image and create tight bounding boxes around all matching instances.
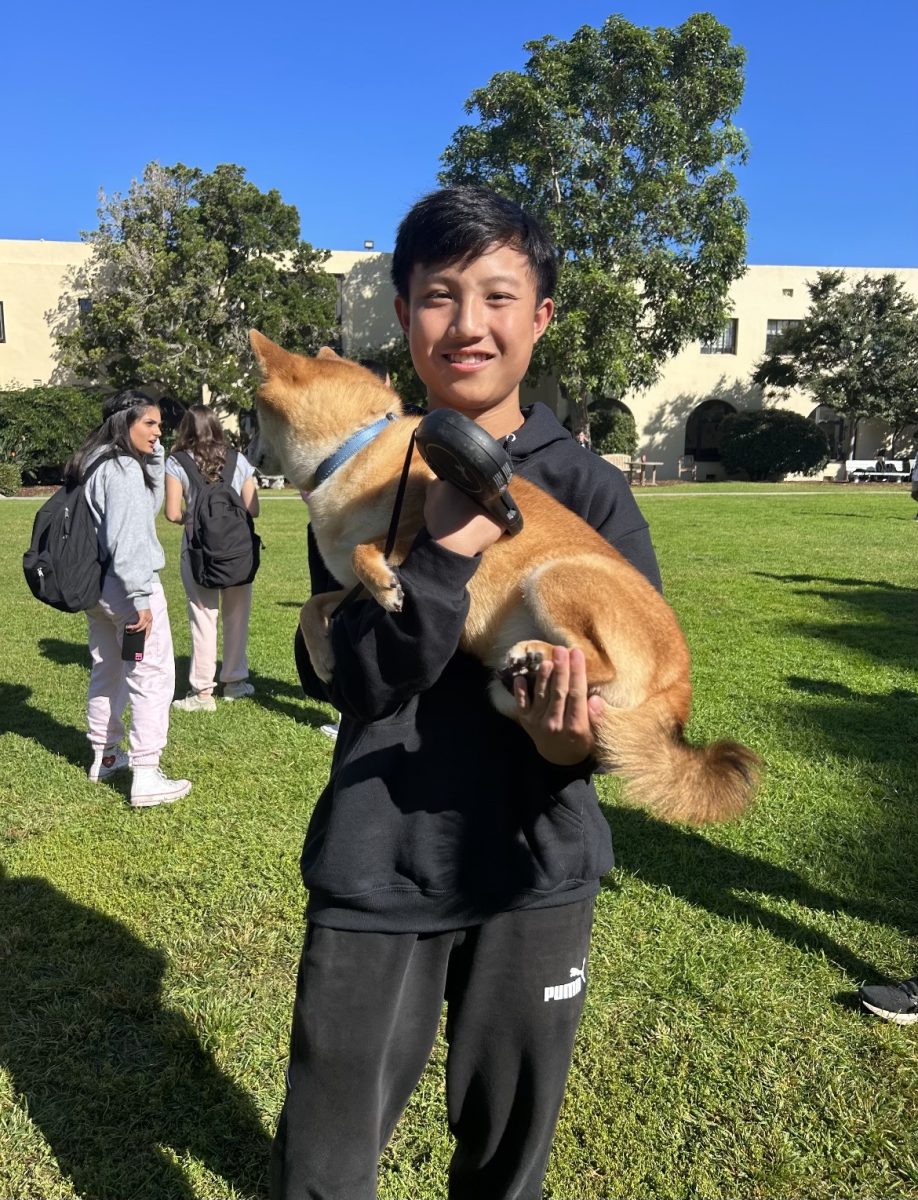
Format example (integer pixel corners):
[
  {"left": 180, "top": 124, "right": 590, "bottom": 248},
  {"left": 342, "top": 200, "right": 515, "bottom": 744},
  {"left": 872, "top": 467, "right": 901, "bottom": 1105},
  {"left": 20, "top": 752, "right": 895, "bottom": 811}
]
[{"left": 394, "top": 243, "right": 553, "bottom": 420}]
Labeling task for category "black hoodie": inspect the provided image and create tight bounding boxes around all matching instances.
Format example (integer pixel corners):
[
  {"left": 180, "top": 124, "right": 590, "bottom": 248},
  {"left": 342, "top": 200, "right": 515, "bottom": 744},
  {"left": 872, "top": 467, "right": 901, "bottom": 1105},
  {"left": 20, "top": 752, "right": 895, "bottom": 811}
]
[{"left": 294, "top": 403, "right": 662, "bottom": 932}]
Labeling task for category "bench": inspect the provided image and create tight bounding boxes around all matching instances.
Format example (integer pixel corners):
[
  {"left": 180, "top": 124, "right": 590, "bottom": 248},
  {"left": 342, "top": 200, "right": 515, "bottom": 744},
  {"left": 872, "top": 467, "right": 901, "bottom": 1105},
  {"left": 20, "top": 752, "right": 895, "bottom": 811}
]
[{"left": 845, "top": 459, "right": 911, "bottom": 484}]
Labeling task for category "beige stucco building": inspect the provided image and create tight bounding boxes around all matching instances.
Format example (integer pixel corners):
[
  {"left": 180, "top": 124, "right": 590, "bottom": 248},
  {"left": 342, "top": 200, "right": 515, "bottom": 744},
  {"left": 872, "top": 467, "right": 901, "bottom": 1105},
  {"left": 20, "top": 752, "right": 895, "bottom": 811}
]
[{"left": 2, "top": 239, "right": 916, "bottom": 480}]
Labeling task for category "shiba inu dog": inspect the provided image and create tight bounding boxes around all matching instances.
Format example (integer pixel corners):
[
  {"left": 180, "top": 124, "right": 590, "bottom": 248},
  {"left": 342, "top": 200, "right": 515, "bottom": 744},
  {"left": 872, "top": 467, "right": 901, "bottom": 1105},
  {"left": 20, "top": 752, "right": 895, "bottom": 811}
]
[{"left": 250, "top": 330, "right": 759, "bottom": 825}]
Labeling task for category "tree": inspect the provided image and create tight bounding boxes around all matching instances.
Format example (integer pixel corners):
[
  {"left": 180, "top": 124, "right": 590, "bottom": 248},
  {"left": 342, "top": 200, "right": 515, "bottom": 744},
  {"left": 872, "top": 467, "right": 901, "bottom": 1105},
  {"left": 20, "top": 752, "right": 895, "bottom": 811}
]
[
  {"left": 439, "top": 13, "right": 749, "bottom": 436},
  {"left": 719, "top": 409, "right": 829, "bottom": 481},
  {"left": 590, "top": 404, "right": 637, "bottom": 456},
  {"left": 753, "top": 271, "right": 918, "bottom": 457},
  {"left": 0, "top": 385, "right": 102, "bottom": 483},
  {"left": 363, "top": 336, "right": 429, "bottom": 409},
  {"left": 55, "top": 162, "right": 339, "bottom": 412}
]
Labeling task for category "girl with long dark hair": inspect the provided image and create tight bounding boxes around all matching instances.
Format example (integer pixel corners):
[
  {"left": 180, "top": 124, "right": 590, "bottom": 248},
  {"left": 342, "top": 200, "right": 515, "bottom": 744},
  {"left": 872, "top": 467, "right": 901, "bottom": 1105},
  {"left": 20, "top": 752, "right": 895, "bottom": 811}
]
[
  {"left": 164, "top": 405, "right": 259, "bottom": 711},
  {"left": 67, "top": 389, "right": 191, "bottom": 807}
]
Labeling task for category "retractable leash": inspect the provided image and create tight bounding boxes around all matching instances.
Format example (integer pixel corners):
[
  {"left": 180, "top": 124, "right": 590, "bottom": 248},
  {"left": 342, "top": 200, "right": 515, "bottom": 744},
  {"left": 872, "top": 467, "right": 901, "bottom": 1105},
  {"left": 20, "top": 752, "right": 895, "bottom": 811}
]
[{"left": 330, "top": 409, "right": 523, "bottom": 617}]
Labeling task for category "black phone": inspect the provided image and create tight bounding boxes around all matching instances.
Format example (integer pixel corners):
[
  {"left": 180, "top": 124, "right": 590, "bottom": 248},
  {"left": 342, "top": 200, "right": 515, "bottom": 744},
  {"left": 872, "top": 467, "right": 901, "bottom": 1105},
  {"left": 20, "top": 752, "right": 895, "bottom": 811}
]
[{"left": 121, "top": 626, "right": 146, "bottom": 662}]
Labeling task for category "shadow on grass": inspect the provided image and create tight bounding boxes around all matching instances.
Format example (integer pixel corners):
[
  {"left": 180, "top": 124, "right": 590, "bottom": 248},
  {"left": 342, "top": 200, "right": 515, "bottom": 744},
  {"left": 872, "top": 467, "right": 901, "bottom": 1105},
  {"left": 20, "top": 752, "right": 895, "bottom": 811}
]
[
  {"left": 604, "top": 805, "right": 914, "bottom": 989},
  {"left": 0, "top": 682, "right": 87, "bottom": 771},
  {"left": 782, "top": 675, "right": 918, "bottom": 767},
  {"left": 0, "top": 865, "right": 270, "bottom": 1199},
  {"left": 37, "top": 636, "right": 90, "bottom": 668},
  {"left": 36, "top": 638, "right": 330, "bottom": 730},
  {"left": 752, "top": 572, "right": 918, "bottom": 672}
]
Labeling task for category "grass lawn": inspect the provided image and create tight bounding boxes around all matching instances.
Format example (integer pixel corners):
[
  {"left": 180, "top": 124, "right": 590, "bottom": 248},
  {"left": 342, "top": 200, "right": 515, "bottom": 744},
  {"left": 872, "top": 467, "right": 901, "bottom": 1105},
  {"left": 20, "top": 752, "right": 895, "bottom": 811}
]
[{"left": 2, "top": 484, "right": 917, "bottom": 1200}]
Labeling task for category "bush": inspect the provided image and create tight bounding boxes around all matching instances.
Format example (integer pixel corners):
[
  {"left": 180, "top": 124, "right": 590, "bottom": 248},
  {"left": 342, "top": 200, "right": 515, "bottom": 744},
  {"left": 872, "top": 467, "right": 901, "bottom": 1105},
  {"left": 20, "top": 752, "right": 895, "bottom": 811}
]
[
  {"left": 0, "top": 386, "right": 103, "bottom": 484},
  {"left": 0, "top": 462, "right": 22, "bottom": 496},
  {"left": 720, "top": 408, "right": 830, "bottom": 481},
  {"left": 590, "top": 405, "right": 638, "bottom": 456}
]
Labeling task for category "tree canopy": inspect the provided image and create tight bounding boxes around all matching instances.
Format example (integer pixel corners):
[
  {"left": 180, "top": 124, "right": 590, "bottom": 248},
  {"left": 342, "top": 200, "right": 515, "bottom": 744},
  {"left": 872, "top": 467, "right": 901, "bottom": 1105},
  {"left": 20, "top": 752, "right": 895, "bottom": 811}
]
[
  {"left": 55, "top": 162, "right": 338, "bottom": 412},
  {"left": 438, "top": 12, "right": 749, "bottom": 432},
  {"left": 753, "top": 271, "right": 918, "bottom": 455}
]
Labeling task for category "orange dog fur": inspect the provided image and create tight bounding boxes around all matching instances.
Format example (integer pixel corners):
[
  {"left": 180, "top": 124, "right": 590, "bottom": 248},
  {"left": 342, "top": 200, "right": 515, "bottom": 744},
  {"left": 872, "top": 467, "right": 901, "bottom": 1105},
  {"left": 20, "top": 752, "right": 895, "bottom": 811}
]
[{"left": 250, "top": 330, "right": 759, "bottom": 825}]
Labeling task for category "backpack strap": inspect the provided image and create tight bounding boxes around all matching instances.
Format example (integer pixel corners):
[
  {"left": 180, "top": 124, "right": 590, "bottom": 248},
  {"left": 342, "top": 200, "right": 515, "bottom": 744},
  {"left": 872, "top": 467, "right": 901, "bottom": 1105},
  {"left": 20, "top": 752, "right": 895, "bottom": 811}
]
[
  {"left": 221, "top": 448, "right": 238, "bottom": 487},
  {"left": 173, "top": 450, "right": 207, "bottom": 489},
  {"left": 77, "top": 455, "right": 111, "bottom": 486}
]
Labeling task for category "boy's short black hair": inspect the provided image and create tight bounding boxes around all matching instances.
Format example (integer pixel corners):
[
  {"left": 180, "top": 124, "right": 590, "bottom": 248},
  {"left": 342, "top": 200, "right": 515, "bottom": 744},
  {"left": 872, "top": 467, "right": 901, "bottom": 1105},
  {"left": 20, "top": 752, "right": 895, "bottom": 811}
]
[{"left": 391, "top": 186, "right": 557, "bottom": 304}]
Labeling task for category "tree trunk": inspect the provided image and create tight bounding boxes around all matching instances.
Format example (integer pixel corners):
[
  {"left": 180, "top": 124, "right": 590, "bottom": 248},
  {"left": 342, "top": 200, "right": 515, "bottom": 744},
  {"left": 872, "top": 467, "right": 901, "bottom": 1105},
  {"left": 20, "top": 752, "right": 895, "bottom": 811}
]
[
  {"left": 847, "top": 414, "right": 861, "bottom": 459},
  {"left": 571, "top": 381, "right": 591, "bottom": 446}
]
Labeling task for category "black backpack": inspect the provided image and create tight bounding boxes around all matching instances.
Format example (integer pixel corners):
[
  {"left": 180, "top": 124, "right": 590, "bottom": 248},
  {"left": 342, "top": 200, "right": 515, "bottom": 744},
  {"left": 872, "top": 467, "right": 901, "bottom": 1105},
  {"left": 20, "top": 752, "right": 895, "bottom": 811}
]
[
  {"left": 23, "top": 458, "right": 108, "bottom": 612},
  {"left": 175, "top": 449, "right": 260, "bottom": 589}
]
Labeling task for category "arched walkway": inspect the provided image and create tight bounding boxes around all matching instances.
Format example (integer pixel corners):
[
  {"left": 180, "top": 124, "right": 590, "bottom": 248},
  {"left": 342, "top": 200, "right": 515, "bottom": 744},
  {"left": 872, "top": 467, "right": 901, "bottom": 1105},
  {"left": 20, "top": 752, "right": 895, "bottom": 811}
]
[{"left": 683, "top": 399, "right": 736, "bottom": 463}]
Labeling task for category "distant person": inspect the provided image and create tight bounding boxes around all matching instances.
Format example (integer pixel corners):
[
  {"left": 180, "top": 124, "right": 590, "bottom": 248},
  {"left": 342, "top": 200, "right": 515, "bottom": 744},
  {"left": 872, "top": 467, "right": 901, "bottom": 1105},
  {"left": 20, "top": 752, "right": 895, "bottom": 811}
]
[
  {"left": 66, "top": 390, "right": 191, "bottom": 807},
  {"left": 911, "top": 456, "right": 918, "bottom": 521},
  {"left": 165, "top": 406, "right": 260, "bottom": 711},
  {"left": 575, "top": 429, "right": 591, "bottom": 450}
]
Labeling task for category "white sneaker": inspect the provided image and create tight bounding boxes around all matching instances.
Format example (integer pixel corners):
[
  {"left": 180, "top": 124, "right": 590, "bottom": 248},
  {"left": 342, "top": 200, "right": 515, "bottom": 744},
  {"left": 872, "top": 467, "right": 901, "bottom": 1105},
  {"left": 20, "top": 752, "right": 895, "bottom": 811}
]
[
  {"left": 130, "top": 767, "right": 192, "bottom": 809},
  {"left": 88, "top": 748, "right": 129, "bottom": 782},
  {"left": 320, "top": 723, "right": 339, "bottom": 741},
  {"left": 223, "top": 681, "right": 255, "bottom": 701},
  {"left": 172, "top": 692, "right": 217, "bottom": 712}
]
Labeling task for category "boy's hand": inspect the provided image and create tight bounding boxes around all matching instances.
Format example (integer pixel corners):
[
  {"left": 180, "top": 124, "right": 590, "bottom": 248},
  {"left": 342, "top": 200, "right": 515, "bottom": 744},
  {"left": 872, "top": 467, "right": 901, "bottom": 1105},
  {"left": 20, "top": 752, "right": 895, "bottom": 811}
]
[
  {"left": 513, "top": 646, "right": 606, "bottom": 766},
  {"left": 424, "top": 479, "right": 504, "bottom": 557}
]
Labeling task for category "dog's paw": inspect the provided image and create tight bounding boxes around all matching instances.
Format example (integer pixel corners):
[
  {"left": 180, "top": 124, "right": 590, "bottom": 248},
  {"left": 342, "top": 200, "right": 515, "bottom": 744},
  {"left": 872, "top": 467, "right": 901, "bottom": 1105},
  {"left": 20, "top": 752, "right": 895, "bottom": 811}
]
[
  {"left": 498, "top": 641, "right": 554, "bottom": 690},
  {"left": 353, "top": 544, "right": 403, "bottom": 613},
  {"left": 360, "top": 567, "right": 403, "bottom": 613},
  {"left": 373, "top": 575, "right": 404, "bottom": 613}
]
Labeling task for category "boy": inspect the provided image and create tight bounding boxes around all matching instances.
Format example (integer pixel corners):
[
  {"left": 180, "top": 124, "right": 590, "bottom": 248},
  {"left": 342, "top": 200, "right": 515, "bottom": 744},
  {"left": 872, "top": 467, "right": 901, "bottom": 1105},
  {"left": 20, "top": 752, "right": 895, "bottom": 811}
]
[{"left": 273, "top": 186, "right": 662, "bottom": 1198}]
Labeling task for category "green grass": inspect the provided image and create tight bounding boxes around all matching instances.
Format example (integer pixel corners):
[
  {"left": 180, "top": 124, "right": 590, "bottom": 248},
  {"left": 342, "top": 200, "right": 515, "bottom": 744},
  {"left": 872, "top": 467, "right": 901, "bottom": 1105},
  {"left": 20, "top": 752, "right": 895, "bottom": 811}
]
[{"left": 2, "top": 486, "right": 917, "bottom": 1200}]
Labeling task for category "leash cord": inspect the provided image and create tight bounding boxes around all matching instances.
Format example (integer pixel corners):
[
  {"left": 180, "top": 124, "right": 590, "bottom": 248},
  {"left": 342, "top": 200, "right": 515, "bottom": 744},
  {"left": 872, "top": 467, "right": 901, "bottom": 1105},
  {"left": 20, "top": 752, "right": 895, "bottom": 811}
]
[{"left": 330, "top": 428, "right": 418, "bottom": 618}]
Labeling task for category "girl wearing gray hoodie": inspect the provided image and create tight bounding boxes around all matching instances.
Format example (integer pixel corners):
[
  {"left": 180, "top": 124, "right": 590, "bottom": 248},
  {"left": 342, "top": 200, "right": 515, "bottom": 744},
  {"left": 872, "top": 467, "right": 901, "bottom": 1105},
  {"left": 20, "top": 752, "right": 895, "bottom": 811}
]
[{"left": 67, "top": 391, "right": 191, "bottom": 807}]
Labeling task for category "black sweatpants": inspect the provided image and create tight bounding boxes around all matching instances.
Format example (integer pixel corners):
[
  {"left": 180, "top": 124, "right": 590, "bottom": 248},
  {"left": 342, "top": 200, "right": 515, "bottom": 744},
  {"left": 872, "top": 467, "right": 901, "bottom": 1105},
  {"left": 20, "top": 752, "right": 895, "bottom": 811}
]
[{"left": 270, "top": 898, "right": 594, "bottom": 1200}]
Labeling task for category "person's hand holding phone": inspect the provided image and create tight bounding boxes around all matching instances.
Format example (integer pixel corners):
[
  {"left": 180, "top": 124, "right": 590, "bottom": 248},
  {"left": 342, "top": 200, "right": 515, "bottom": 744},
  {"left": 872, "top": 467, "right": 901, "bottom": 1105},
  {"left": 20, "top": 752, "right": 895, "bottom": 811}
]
[
  {"left": 127, "top": 608, "right": 153, "bottom": 635},
  {"left": 122, "top": 609, "right": 151, "bottom": 663}
]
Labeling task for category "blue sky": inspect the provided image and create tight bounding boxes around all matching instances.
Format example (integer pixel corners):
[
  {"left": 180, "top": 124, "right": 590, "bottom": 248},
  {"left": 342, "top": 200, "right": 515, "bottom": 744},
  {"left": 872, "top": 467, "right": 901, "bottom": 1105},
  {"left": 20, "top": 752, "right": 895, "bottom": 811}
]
[{"left": 3, "top": 0, "right": 916, "bottom": 266}]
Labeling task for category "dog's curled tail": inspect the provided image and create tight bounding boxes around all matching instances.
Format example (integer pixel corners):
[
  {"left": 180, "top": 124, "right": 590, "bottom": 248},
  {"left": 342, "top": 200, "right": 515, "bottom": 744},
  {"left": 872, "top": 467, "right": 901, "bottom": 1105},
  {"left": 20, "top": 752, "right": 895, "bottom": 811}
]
[{"left": 593, "top": 696, "right": 760, "bottom": 825}]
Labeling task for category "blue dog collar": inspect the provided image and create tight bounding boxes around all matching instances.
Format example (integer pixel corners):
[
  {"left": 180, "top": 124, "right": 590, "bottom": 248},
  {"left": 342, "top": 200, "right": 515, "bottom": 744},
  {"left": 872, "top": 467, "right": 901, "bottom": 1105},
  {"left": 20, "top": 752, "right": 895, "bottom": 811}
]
[{"left": 313, "top": 413, "right": 398, "bottom": 486}]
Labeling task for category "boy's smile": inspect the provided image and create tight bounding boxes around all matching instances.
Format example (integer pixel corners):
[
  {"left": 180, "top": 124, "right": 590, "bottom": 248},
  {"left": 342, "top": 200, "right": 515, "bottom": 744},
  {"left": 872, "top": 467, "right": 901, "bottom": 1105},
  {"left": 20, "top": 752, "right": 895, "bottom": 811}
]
[{"left": 395, "top": 243, "right": 553, "bottom": 436}]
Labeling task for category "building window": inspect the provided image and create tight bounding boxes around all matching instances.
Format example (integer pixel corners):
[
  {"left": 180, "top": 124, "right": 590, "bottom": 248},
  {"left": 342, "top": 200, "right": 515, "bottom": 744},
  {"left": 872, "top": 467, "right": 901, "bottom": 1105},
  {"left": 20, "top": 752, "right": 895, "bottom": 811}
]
[
  {"left": 765, "top": 318, "right": 802, "bottom": 352},
  {"left": 0, "top": 301, "right": 5, "bottom": 343},
  {"left": 701, "top": 319, "right": 738, "bottom": 355},
  {"left": 78, "top": 297, "right": 93, "bottom": 318}
]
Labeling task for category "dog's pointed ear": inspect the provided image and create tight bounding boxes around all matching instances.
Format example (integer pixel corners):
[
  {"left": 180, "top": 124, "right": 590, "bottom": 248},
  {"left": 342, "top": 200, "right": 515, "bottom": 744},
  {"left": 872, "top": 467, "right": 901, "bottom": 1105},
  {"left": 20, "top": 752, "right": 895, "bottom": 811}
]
[
  {"left": 249, "top": 329, "right": 289, "bottom": 377},
  {"left": 316, "top": 347, "right": 341, "bottom": 361},
  {"left": 248, "top": 328, "right": 277, "bottom": 374}
]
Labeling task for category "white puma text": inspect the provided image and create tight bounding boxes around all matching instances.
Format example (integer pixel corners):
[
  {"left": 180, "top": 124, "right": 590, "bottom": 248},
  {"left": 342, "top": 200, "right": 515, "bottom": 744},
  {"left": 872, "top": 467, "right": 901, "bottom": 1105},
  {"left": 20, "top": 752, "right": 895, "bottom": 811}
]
[{"left": 543, "top": 958, "right": 587, "bottom": 1002}]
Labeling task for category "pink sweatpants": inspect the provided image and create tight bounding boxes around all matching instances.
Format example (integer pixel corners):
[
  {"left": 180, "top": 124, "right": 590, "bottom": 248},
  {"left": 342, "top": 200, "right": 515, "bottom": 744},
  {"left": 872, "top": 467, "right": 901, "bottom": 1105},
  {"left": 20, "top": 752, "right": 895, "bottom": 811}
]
[
  {"left": 86, "top": 575, "right": 175, "bottom": 767},
  {"left": 180, "top": 552, "right": 253, "bottom": 694}
]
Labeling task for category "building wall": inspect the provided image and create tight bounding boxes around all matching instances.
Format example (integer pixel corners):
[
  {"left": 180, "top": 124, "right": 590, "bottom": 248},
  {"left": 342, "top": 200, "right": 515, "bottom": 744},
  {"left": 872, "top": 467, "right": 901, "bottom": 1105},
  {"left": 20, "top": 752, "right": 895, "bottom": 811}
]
[
  {"left": 2, "top": 240, "right": 916, "bottom": 478},
  {"left": 325, "top": 249, "right": 401, "bottom": 354},
  {"left": 0, "top": 240, "right": 93, "bottom": 388},
  {"left": 616, "top": 265, "right": 918, "bottom": 479}
]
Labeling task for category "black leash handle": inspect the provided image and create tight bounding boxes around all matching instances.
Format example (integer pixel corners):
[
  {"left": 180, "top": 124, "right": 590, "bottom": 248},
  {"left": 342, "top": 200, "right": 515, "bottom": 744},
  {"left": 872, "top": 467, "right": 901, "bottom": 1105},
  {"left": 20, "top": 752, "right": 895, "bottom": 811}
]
[{"left": 330, "top": 428, "right": 418, "bottom": 617}]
